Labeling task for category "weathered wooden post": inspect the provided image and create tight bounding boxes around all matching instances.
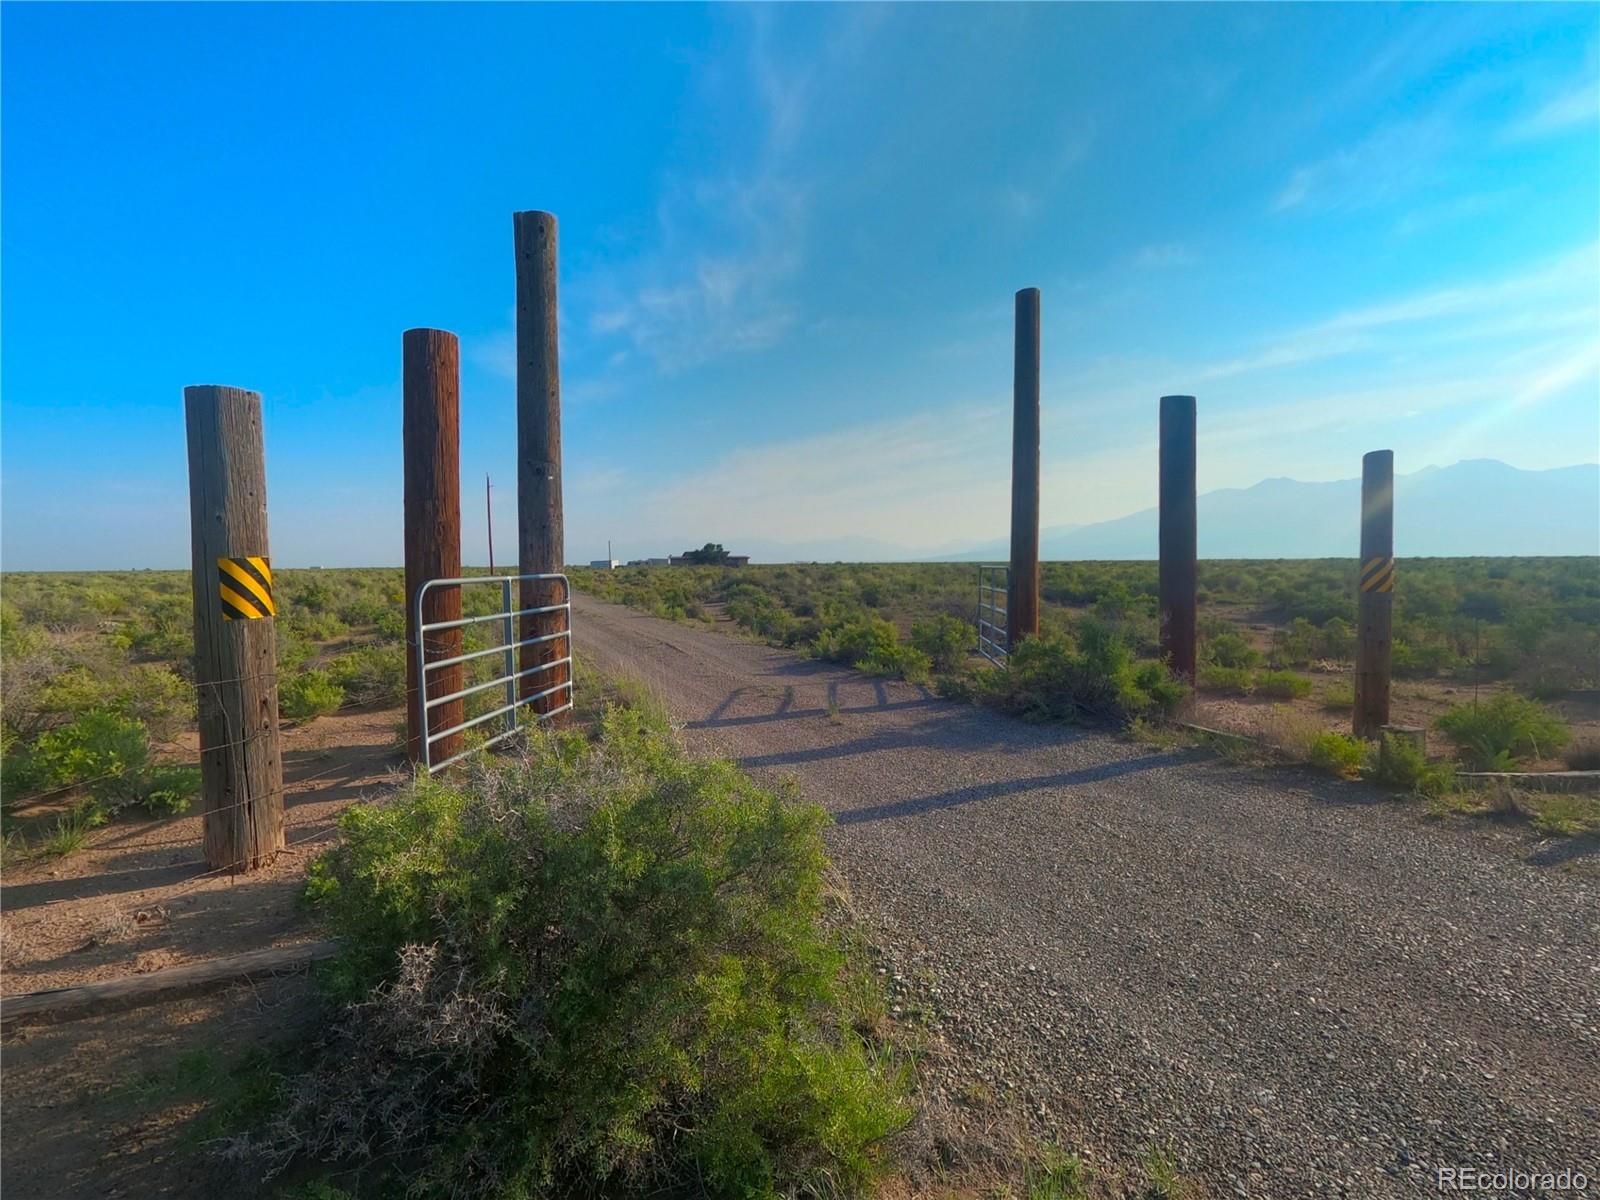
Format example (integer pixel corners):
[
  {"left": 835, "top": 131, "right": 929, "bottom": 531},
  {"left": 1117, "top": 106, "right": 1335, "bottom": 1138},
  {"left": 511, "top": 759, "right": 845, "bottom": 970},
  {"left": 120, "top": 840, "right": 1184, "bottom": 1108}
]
[
  {"left": 1158, "top": 394, "right": 1197, "bottom": 682},
  {"left": 403, "top": 329, "right": 464, "bottom": 765},
  {"left": 184, "top": 385, "right": 285, "bottom": 871},
  {"left": 514, "top": 209, "right": 571, "bottom": 726},
  {"left": 1354, "top": 449, "right": 1395, "bottom": 737},
  {"left": 1007, "top": 287, "right": 1041, "bottom": 648}
]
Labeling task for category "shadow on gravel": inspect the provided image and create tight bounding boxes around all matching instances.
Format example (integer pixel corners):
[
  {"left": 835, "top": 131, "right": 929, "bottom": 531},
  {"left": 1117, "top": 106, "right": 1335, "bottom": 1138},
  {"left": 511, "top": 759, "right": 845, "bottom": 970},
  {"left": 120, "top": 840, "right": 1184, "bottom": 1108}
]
[
  {"left": 833, "top": 755, "right": 1172, "bottom": 825},
  {"left": 693, "top": 695, "right": 940, "bottom": 730},
  {"left": 736, "top": 711, "right": 1084, "bottom": 769},
  {"left": 1526, "top": 832, "right": 1600, "bottom": 868}
]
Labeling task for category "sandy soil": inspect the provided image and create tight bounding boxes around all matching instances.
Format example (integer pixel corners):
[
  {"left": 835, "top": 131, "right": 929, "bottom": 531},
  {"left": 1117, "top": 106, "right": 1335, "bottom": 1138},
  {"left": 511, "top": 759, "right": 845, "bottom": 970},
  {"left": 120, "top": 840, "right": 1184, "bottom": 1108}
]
[{"left": 1, "top": 706, "right": 406, "bottom": 996}]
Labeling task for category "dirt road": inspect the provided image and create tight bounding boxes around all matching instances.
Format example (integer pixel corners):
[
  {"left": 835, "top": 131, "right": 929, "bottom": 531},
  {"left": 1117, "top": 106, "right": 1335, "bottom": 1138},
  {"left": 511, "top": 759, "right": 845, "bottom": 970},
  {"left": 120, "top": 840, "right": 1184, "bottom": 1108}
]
[{"left": 573, "top": 593, "right": 1600, "bottom": 1198}]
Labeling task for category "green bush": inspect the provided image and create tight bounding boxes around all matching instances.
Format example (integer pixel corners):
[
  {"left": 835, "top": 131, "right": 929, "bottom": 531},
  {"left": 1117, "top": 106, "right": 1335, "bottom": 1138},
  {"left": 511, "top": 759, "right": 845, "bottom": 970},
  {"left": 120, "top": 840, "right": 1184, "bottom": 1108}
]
[
  {"left": 31, "top": 709, "right": 150, "bottom": 789},
  {"left": 326, "top": 645, "right": 406, "bottom": 707},
  {"left": 1253, "top": 669, "right": 1312, "bottom": 700},
  {"left": 1197, "top": 664, "right": 1253, "bottom": 695},
  {"left": 247, "top": 708, "right": 908, "bottom": 1197},
  {"left": 25, "top": 710, "right": 197, "bottom": 817},
  {"left": 1322, "top": 681, "right": 1355, "bottom": 711},
  {"left": 1308, "top": 732, "right": 1367, "bottom": 779},
  {"left": 1202, "top": 631, "right": 1263, "bottom": 670},
  {"left": 859, "top": 644, "right": 932, "bottom": 684},
  {"left": 279, "top": 670, "right": 345, "bottom": 722},
  {"left": 910, "top": 613, "right": 976, "bottom": 673},
  {"left": 1436, "top": 692, "right": 1571, "bottom": 769},
  {"left": 981, "top": 625, "right": 1185, "bottom": 725},
  {"left": 813, "top": 612, "right": 899, "bottom": 667},
  {"left": 1371, "top": 734, "right": 1454, "bottom": 798}
]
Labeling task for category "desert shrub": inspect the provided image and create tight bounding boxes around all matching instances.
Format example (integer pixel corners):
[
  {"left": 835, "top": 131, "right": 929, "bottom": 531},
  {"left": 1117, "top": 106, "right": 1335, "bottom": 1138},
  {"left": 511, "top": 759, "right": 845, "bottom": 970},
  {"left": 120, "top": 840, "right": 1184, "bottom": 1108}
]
[
  {"left": 373, "top": 607, "right": 406, "bottom": 641},
  {"left": 95, "top": 763, "right": 199, "bottom": 817},
  {"left": 1436, "top": 693, "right": 1571, "bottom": 769},
  {"left": 285, "top": 610, "right": 349, "bottom": 643},
  {"left": 1202, "top": 631, "right": 1263, "bottom": 670},
  {"left": 813, "top": 613, "right": 899, "bottom": 667},
  {"left": 241, "top": 708, "right": 909, "bottom": 1197},
  {"left": 859, "top": 643, "right": 932, "bottom": 684},
  {"left": 30, "top": 709, "right": 150, "bottom": 789},
  {"left": 1254, "top": 670, "right": 1312, "bottom": 700},
  {"left": 910, "top": 613, "right": 976, "bottom": 673},
  {"left": 1321, "top": 681, "right": 1355, "bottom": 710},
  {"left": 1197, "top": 664, "right": 1253, "bottom": 695},
  {"left": 1392, "top": 638, "right": 1459, "bottom": 678},
  {"left": 280, "top": 671, "right": 345, "bottom": 722},
  {"left": 980, "top": 625, "right": 1185, "bottom": 725},
  {"left": 1308, "top": 732, "right": 1367, "bottom": 779},
  {"left": 1371, "top": 734, "right": 1454, "bottom": 798},
  {"left": 36, "top": 663, "right": 192, "bottom": 742},
  {"left": 26, "top": 710, "right": 197, "bottom": 816},
  {"left": 1528, "top": 795, "right": 1600, "bottom": 838},
  {"left": 1563, "top": 739, "right": 1600, "bottom": 771},
  {"left": 1517, "top": 628, "right": 1600, "bottom": 699},
  {"left": 326, "top": 645, "right": 406, "bottom": 707}
]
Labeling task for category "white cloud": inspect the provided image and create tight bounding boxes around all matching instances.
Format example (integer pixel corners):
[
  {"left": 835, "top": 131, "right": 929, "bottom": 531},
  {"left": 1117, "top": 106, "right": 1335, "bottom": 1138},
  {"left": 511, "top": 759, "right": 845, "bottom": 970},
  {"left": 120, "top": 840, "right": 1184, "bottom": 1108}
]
[{"left": 1506, "top": 78, "right": 1600, "bottom": 141}]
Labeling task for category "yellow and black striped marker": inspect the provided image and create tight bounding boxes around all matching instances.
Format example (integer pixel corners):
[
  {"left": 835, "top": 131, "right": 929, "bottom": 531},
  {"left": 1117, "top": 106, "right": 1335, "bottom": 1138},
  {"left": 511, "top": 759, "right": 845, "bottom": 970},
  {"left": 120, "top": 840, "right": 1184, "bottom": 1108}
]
[
  {"left": 218, "top": 556, "right": 275, "bottom": 620},
  {"left": 1359, "top": 556, "right": 1395, "bottom": 594}
]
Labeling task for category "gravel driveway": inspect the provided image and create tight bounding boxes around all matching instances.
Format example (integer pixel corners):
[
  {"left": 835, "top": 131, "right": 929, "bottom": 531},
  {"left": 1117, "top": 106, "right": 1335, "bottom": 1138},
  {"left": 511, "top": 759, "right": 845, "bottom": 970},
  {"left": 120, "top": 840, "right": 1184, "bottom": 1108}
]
[{"left": 573, "top": 593, "right": 1599, "bottom": 1198}]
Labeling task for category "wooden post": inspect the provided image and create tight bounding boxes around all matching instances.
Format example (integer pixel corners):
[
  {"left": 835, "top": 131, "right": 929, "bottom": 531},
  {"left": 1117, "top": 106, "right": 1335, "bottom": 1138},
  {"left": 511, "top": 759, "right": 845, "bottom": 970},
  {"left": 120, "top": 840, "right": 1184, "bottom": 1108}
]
[
  {"left": 514, "top": 210, "right": 571, "bottom": 725},
  {"left": 1354, "top": 449, "right": 1395, "bottom": 737},
  {"left": 1159, "top": 394, "right": 1197, "bottom": 682},
  {"left": 184, "top": 386, "right": 285, "bottom": 872},
  {"left": 1007, "top": 287, "right": 1041, "bottom": 648},
  {"left": 404, "top": 329, "right": 464, "bottom": 765}
]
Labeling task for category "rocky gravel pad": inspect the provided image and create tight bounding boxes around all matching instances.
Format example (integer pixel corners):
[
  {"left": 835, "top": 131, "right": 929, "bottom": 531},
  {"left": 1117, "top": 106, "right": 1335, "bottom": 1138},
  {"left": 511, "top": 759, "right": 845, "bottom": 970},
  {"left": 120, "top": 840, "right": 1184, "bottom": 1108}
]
[{"left": 573, "top": 593, "right": 1600, "bottom": 1197}]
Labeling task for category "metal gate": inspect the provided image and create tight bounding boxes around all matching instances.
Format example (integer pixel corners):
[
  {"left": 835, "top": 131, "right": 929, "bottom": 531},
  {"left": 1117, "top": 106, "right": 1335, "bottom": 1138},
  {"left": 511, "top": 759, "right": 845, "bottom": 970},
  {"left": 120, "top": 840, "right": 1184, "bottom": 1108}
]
[
  {"left": 414, "top": 573, "right": 573, "bottom": 772},
  {"left": 977, "top": 563, "right": 1009, "bottom": 665}
]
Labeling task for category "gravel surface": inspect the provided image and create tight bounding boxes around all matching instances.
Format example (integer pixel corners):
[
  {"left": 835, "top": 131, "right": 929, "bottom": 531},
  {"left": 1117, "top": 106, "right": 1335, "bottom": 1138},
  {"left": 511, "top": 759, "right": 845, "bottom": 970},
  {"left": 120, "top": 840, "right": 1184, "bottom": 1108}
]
[{"left": 574, "top": 593, "right": 1600, "bottom": 1198}]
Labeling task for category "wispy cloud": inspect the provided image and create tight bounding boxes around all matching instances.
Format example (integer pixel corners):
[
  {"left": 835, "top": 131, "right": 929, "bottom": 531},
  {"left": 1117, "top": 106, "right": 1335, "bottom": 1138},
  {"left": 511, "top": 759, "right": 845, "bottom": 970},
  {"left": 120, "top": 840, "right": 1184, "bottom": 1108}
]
[
  {"left": 1197, "top": 243, "right": 1598, "bottom": 381},
  {"left": 1506, "top": 77, "right": 1600, "bottom": 141},
  {"left": 1273, "top": 113, "right": 1453, "bottom": 213},
  {"left": 577, "top": 9, "right": 888, "bottom": 374}
]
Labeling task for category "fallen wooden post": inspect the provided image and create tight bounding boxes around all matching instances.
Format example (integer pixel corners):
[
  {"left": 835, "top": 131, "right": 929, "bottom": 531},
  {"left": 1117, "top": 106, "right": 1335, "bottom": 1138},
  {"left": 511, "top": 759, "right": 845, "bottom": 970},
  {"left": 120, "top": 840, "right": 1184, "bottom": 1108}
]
[{"left": 0, "top": 940, "right": 340, "bottom": 1029}]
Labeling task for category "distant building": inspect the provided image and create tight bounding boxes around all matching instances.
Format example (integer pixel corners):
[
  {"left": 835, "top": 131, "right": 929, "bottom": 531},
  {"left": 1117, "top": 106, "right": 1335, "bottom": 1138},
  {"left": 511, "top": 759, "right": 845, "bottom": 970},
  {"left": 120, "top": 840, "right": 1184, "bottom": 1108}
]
[
  {"left": 626, "top": 557, "right": 671, "bottom": 567},
  {"left": 588, "top": 559, "right": 620, "bottom": 570}
]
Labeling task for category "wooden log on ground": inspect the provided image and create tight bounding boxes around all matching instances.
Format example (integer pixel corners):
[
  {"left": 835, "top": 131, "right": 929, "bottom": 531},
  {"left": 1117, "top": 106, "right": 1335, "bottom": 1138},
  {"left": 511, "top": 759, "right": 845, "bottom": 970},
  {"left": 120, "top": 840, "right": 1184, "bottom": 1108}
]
[{"left": 0, "top": 940, "right": 340, "bottom": 1029}]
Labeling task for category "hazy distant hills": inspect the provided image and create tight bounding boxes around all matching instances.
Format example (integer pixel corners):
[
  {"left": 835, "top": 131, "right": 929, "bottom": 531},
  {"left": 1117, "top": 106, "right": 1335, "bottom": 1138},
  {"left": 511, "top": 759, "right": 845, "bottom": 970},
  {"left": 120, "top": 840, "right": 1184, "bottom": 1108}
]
[{"left": 732, "top": 461, "right": 1599, "bottom": 563}]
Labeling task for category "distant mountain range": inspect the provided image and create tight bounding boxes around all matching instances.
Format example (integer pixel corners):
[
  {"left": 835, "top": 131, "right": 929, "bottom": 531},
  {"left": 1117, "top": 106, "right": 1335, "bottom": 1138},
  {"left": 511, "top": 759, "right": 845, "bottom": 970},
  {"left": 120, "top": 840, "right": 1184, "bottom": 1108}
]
[{"left": 733, "top": 461, "right": 1599, "bottom": 563}]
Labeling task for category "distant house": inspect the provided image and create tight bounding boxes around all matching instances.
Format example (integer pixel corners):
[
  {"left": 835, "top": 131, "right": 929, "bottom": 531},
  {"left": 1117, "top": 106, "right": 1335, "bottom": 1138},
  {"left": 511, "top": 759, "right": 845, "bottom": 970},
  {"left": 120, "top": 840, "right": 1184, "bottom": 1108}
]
[
  {"left": 587, "top": 558, "right": 620, "bottom": 570},
  {"left": 626, "top": 557, "right": 671, "bottom": 567}
]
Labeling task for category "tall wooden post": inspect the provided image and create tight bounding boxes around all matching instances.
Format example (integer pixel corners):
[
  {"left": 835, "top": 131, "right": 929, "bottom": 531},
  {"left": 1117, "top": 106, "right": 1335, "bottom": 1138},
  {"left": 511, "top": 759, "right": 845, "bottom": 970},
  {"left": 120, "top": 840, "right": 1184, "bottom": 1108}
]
[
  {"left": 1159, "top": 394, "right": 1197, "bottom": 682},
  {"left": 184, "top": 386, "right": 285, "bottom": 871},
  {"left": 1007, "top": 287, "right": 1041, "bottom": 648},
  {"left": 514, "top": 209, "right": 571, "bottom": 725},
  {"left": 404, "top": 329, "right": 464, "bottom": 765},
  {"left": 1354, "top": 449, "right": 1395, "bottom": 737}
]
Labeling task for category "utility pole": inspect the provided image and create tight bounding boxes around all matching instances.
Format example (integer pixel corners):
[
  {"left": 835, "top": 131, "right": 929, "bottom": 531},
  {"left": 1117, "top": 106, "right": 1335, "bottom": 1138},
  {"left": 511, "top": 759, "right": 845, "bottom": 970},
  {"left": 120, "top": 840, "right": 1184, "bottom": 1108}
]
[
  {"left": 1158, "top": 394, "right": 1198, "bottom": 682},
  {"left": 486, "top": 474, "right": 495, "bottom": 575},
  {"left": 403, "top": 329, "right": 464, "bottom": 765},
  {"left": 184, "top": 385, "right": 285, "bottom": 871},
  {"left": 514, "top": 209, "right": 571, "bottom": 725},
  {"left": 1007, "top": 287, "right": 1041, "bottom": 648},
  {"left": 1354, "top": 449, "right": 1395, "bottom": 737}
]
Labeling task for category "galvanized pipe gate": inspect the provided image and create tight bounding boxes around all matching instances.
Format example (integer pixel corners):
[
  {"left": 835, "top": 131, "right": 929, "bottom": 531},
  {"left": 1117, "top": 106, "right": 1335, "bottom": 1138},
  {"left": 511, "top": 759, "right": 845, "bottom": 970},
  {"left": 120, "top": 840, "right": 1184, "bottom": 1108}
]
[{"left": 413, "top": 573, "right": 573, "bottom": 772}]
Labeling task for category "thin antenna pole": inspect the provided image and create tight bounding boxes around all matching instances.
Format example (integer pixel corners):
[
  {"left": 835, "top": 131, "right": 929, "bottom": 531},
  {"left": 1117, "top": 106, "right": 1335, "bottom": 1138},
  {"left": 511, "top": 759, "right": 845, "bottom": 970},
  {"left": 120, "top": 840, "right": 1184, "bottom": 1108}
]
[{"left": 486, "top": 473, "right": 495, "bottom": 575}]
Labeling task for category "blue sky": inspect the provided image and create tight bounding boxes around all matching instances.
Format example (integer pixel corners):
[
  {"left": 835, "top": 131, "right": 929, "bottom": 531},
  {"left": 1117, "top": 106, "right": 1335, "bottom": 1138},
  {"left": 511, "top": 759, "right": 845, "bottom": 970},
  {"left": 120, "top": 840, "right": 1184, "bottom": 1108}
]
[{"left": 3, "top": 3, "right": 1596, "bottom": 568}]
